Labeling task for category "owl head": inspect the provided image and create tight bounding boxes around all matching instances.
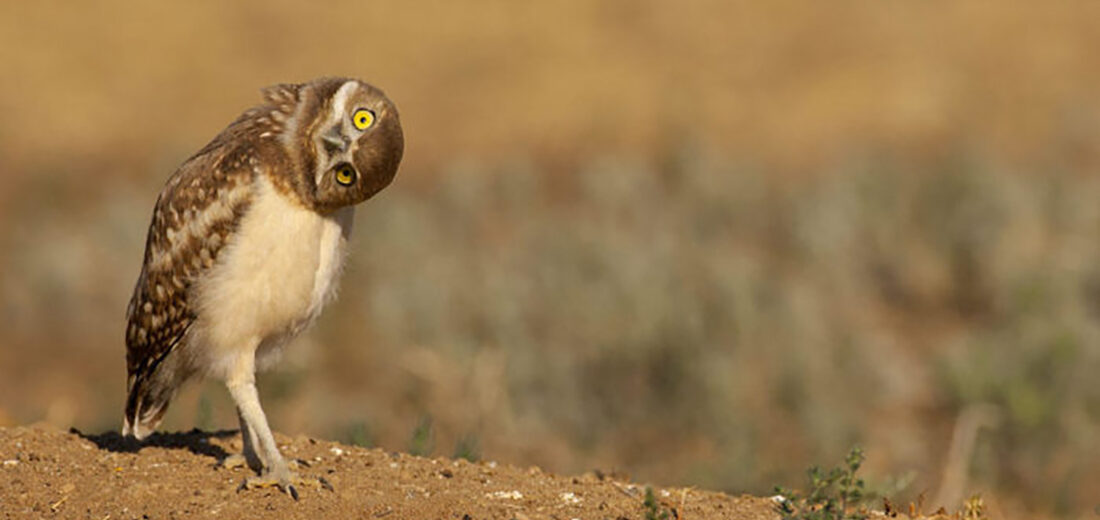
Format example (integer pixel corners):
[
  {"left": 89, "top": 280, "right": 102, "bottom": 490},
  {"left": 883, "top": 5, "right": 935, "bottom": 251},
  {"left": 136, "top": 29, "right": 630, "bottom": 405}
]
[{"left": 266, "top": 77, "right": 404, "bottom": 213}]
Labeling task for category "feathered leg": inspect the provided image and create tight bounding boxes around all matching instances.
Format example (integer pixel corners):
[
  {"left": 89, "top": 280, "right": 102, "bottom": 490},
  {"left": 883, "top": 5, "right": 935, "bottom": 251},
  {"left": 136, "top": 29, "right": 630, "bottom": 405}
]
[
  {"left": 237, "top": 407, "right": 263, "bottom": 471},
  {"left": 225, "top": 363, "right": 330, "bottom": 499},
  {"left": 219, "top": 407, "right": 263, "bottom": 472},
  {"left": 226, "top": 376, "right": 292, "bottom": 480}
]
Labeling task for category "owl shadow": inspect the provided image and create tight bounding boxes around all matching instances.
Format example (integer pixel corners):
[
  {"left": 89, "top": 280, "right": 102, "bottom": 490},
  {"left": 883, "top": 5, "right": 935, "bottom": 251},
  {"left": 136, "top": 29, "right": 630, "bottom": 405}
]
[{"left": 72, "top": 427, "right": 236, "bottom": 461}]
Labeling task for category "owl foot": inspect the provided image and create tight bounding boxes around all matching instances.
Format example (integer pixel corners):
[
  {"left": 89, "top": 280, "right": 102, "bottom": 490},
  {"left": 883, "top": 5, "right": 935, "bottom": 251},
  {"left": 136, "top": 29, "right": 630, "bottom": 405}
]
[
  {"left": 220, "top": 454, "right": 308, "bottom": 472},
  {"left": 218, "top": 453, "right": 249, "bottom": 470},
  {"left": 236, "top": 467, "right": 334, "bottom": 500}
]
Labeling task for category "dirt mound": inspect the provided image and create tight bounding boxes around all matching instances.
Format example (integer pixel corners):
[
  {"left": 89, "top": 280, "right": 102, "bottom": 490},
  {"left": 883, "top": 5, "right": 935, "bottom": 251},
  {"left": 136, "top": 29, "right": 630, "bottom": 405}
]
[{"left": 0, "top": 424, "right": 775, "bottom": 519}]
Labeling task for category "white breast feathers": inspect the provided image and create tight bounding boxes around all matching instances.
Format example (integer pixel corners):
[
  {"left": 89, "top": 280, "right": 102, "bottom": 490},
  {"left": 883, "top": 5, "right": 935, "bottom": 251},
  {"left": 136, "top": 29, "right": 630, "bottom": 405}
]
[{"left": 193, "top": 176, "right": 354, "bottom": 379}]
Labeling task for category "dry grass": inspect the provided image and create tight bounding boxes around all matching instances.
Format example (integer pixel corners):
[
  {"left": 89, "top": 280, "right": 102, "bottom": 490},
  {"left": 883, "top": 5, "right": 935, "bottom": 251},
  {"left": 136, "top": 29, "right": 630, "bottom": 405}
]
[{"left": 4, "top": 153, "right": 1099, "bottom": 517}]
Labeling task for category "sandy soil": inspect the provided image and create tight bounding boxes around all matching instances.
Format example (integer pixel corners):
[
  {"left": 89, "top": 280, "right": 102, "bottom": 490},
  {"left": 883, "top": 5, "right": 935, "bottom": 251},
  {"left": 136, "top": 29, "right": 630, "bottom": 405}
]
[{"left": 0, "top": 424, "right": 776, "bottom": 519}]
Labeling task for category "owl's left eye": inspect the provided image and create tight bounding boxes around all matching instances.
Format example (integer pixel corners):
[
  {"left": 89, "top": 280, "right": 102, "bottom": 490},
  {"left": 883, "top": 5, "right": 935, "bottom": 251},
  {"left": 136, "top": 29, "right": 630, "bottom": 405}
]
[
  {"left": 352, "top": 109, "right": 375, "bottom": 130},
  {"left": 334, "top": 164, "right": 357, "bottom": 186}
]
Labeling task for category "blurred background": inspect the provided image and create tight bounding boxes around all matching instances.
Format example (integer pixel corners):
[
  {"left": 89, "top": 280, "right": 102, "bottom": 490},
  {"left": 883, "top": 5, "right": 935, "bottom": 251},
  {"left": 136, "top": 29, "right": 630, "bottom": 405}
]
[{"left": 2, "top": 1, "right": 1099, "bottom": 518}]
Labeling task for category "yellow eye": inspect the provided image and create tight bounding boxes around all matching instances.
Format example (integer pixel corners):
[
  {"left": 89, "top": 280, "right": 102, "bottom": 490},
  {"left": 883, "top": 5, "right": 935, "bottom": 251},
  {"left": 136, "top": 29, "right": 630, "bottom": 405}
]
[
  {"left": 352, "top": 109, "right": 375, "bottom": 130},
  {"left": 334, "top": 164, "right": 357, "bottom": 186}
]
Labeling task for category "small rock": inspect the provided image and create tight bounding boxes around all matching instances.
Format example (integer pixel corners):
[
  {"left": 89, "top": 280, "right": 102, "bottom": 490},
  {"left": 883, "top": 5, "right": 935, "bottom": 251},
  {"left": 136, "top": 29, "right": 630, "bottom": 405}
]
[{"left": 486, "top": 490, "right": 523, "bottom": 500}]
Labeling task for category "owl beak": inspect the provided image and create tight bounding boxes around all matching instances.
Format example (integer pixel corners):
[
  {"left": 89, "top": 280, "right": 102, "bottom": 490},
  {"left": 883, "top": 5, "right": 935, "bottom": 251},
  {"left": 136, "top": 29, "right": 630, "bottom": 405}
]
[{"left": 321, "top": 127, "right": 350, "bottom": 154}]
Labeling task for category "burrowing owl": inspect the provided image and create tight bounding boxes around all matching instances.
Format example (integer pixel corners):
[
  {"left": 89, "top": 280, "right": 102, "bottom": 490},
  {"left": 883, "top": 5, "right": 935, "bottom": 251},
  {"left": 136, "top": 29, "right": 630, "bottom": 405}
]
[{"left": 123, "top": 77, "right": 403, "bottom": 497}]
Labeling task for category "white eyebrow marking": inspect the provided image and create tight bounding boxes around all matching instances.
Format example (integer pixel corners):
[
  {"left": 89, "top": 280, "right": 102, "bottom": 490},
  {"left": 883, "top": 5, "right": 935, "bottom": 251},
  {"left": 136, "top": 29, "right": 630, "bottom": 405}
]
[{"left": 330, "top": 80, "right": 359, "bottom": 125}]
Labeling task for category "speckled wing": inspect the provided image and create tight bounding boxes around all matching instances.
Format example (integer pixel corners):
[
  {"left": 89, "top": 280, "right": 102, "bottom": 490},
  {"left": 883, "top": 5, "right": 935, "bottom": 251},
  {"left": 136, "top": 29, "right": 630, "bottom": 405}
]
[{"left": 123, "top": 142, "right": 255, "bottom": 435}]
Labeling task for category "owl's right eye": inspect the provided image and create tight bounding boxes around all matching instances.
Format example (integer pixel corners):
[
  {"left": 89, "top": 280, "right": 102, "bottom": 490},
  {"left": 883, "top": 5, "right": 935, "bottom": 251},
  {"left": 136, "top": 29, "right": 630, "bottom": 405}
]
[{"left": 334, "top": 164, "right": 357, "bottom": 186}]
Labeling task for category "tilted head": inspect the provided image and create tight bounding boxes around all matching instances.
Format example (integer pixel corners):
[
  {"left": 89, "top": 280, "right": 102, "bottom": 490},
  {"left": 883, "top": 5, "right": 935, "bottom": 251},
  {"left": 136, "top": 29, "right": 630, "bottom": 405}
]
[{"left": 261, "top": 77, "right": 404, "bottom": 213}]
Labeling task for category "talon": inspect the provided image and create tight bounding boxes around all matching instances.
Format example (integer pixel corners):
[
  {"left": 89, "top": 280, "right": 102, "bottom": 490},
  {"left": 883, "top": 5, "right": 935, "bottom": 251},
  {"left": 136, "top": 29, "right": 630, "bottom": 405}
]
[{"left": 236, "top": 469, "right": 329, "bottom": 499}]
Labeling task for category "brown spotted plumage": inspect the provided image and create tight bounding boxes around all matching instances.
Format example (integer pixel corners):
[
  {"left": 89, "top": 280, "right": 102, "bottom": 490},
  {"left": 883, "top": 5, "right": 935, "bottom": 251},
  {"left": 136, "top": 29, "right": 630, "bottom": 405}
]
[
  {"left": 125, "top": 150, "right": 253, "bottom": 430},
  {"left": 123, "top": 78, "right": 403, "bottom": 497}
]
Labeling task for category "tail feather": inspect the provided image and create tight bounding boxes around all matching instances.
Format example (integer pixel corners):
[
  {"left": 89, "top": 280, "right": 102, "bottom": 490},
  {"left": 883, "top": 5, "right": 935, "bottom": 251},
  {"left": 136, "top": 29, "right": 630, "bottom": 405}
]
[{"left": 122, "top": 372, "right": 177, "bottom": 439}]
